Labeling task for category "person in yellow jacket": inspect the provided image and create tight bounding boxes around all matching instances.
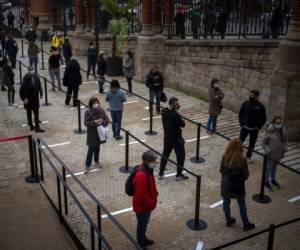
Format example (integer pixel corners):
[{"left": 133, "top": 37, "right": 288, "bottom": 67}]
[{"left": 52, "top": 31, "right": 64, "bottom": 64}]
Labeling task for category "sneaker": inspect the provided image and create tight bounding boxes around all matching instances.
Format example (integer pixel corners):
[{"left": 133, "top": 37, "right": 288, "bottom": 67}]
[
  {"left": 127, "top": 93, "right": 132, "bottom": 97},
  {"left": 247, "top": 157, "right": 254, "bottom": 164},
  {"left": 226, "top": 217, "right": 236, "bottom": 227},
  {"left": 156, "top": 110, "right": 160, "bottom": 114},
  {"left": 115, "top": 136, "right": 123, "bottom": 140},
  {"left": 207, "top": 130, "right": 212, "bottom": 135},
  {"left": 143, "top": 238, "right": 154, "bottom": 246},
  {"left": 158, "top": 174, "right": 164, "bottom": 180},
  {"left": 94, "top": 162, "right": 102, "bottom": 168},
  {"left": 175, "top": 174, "right": 189, "bottom": 180},
  {"left": 271, "top": 180, "right": 281, "bottom": 189},
  {"left": 52, "top": 89, "right": 56, "bottom": 92},
  {"left": 243, "top": 223, "right": 255, "bottom": 231},
  {"left": 84, "top": 167, "right": 90, "bottom": 174},
  {"left": 35, "top": 128, "right": 45, "bottom": 133},
  {"left": 264, "top": 182, "right": 273, "bottom": 191},
  {"left": 29, "top": 125, "right": 35, "bottom": 131}
]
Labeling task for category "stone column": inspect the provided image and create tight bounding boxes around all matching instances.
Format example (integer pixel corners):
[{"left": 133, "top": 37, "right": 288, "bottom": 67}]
[
  {"left": 75, "top": 0, "right": 85, "bottom": 33},
  {"left": 20, "top": 0, "right": 30, "bottom": 27},
  {"left": 269, "top": 0, "right": 300, "bottom": 140},
  {"left": 153, "top": 0, "right": 162, "bottom": 34},
  {"left": 162, "top": 0, "right": 173, "bottom": 36},
  {"left": 141, "top": 0, "right": 153, "bottom": 36},
  {"left": 30, "top": 0, "right": 52, "bottom": 31}
]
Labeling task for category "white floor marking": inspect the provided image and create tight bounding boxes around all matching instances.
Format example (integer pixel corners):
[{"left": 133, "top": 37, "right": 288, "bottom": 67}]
[
  {"left": 196, "top": 241, "right": 204, "bottom": 250},
  {"left": 288, "top": 195, "right": 300, "bottom": 203},
  {"left": 18, "top": 105, "right": 24, "bottom": 108},
  {"left": 102, "top": 207, "right": 133, "bottom": 219},
  {"left": 142, "top": 116, "right": 161, "bottom": 121},
  {"left": 144, "top": 106, "right": 149, "bottom": 110},
  {"left": 70, "top": 105, "right": 85, "bottom": 110},
  {"left": 185, "top": 136, "right": 210, "bottom": 143},
  {"left": 209, "top": 200, "right": 223, "bottom": 208},
  {"left": 66, "top": 168, "right": 100, "bottom": 178},
  {"left": 163, "top": 171, "right": 187, "bottom": 178},
  {"left": 119, "top": 140, "right": 146, "bottom": 146},
  {"left": 83, "top": 81, "right": 97, "bottom": 84},
  {"left": 41, "top": 141, "right": 71, "bottom": 149},
  {"left": 21, "top": 121, "right": 49, "bottom": 127},
  {"left": 124, "top": 101, "right": 139, "bottom": 104}
]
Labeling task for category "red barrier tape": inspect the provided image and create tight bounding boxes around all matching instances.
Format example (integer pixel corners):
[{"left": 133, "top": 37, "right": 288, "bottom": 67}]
[{"left": 0, "top": 135, "right": 29, "bottom": 143}]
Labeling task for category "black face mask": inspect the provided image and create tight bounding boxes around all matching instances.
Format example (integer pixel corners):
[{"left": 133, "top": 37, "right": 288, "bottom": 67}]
[
  {"left": 173, "top": 104, "right": 180, "bottom": 110},
  {"left": 249, "top": 97, "right": 256, "bottom": 103}
]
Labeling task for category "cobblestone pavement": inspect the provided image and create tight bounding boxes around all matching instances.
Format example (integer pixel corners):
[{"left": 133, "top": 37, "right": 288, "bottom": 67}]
[{"left": 0, "top": 40, "right": 299, "bottom": 249}]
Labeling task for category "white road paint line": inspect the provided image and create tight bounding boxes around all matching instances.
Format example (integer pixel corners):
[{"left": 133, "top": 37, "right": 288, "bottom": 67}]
[
  {"left": 119, "top": 140, "right": 146, "bottom": 146},
  {"left": 41, "top": 141, "right": 71, "bottom": 149},
  {"left": 186, "top": 136, "right": 210, "bottom": 143},
  {"left": 288, "top": 195, "right": 300, "bottom": 203},
  {"left": 102, "top": 207, "right": 133, "bottom": 219},
  {"left": 21, "top": 121, "right": 49, "bottom": 127},
  {"left": 209, "top": 200, "right": 223, "bottom": 208},
  {"left": 163, "top": 171, "right": 187, "bottom": 178},
  {"left": 124, "top": 101, "right": 139, "bottom": 104},
  {"left": 70, "top": 105, "right": 85, "bottom": 110},
  {"left": 142, "top": 116, "right": 161, "bottom": 121},
  {"left": 196, "top": 241, "right": 204, "bottom": 250},
  {"left": 66, "top": 168, "right": 100, "bottom": 178}
]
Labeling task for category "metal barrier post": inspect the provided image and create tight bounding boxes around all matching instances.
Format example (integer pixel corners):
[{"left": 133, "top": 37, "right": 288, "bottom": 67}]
[
  {"left": 37, "top": 139, "right": 44, "bottom": 181},
  {"left": 252, "top": 155, "right": 272, "bottom": 204},
  {"left": 186, "top": 175, "right": 207, "bottom": 230},
  {"left": 190, "top": 123, "right": 205, "bottom": 164},
  {"left": 40, "top": 39, "right": 45, "bottom": 70},
  {"left": 32, "top": 139, "right": 39, "bottom": 181},
  {"left": 119, "top": 130, "right": 133, "bottom": 173},
  {"left": 90, "top": 224, "right": 95, "bottom": 250},
  {"left": 18, "top": 61, "right": 22, "bottom": 85},
  {"left": 57, "top": 176, "right": 63, "bottom": 223},
  {"left": 267, "top": 224, "right": 275, "bottom": 250},
  {"left": 42, "top": 78, "right": 52, "bottom": 106},
  {"left": 62, "top": 167, "right": 68, "bottom": 215},
  {"left": 25, "top": 135, "right": 38, "bottom": 183},
  {"left": 145, "top": 99, "right": 157, "bottom": 136},
  {"left": 74, "top": 99, "right": 86, "bottom": 134},
  {"left": 97, "top": 205, "right": 102, "bottom": 250},
  {"left": 21, "top": 40, "right": 24, "bottom": 58}
]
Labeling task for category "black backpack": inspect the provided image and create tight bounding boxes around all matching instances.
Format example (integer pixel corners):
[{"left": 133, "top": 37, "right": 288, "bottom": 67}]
[{"left": 125, "top": 165, "right": 148, "bottom": 196}]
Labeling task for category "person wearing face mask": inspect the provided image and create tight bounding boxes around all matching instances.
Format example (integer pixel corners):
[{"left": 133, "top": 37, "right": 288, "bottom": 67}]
[
  {"left": 19, "top": 67, "right": 44, "bottom": 133},
  {"left": 133, "top": 150, "right": 158, "bottom": 247},
  {"left": 239, "top": 90, "right": 266, "bottom": 163},
  {"left": 105, "top": 79, "right": 127, "bottom": 140},
  {"left": 261, "top": 116, "right": 287, "bottom": 190},
  {"left": 207, "top": 78, "right": 224, "bottom": 135},
  {"left": 159, "top": 97, "right": 188, "bottom": 180},
  {"left": 84, "top": 97, "right": 109, "bottom": 174},
  {"left": 87, "top": 41, "right": 98, "bottom": 81}
]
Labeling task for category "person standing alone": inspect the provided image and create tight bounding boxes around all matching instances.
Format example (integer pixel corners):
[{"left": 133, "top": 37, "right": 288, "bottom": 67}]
[
  {"left": 48, "top": 46, "right": 62, "bottom": 91},
  {"left": 97, "top": 51, "right": 107, "bottom": 94},
  {"left": 28, "top": 41, "right": 39, "bottom": 74},
  {"left": 123, "top": 50, "right": 135, "bottom": 96},
  {"left": 87, "top": 41, "right": 97, "bottom": 80},
  {"left": 2, "top": 58, "right": 15, "bottom": 106}
]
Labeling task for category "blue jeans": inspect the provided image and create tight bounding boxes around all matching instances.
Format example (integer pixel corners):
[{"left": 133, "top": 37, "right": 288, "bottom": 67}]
[
  {"left": 265, "top": 159, "right": 277, "bottom": 182},
  {"left": 111, "top": 110, "right": 123, "bottom": 137},
  {"left": 29, "top": 56, "right": 38, "bottom": 74},
  {"left": 207, "top": 115, "right": 218, "bottom": 133},
  {"left": 223, "top": 196, "right": 249, "bottom": 226},
  {"left": 85, "top": 145, "right": 100, "bottom": 168},
  {"left": 149, "top": 90, "right": 161, "bottom": 112},
  {"left": 136, "top": 213, "right": 151, "bottom": 245}
]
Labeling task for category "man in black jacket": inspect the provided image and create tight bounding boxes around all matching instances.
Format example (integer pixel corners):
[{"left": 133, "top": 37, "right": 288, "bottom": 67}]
[
  {"left": 5, "top": 35, "right": 18, "bottom": 69},
  {"left": 87, "top": 41, "right": 97, "bottom": 80},
  {"left": 97, "top": 51, "right": 107, "bottom": 93},
  {"left": 159, "top": 97, "right": 188, "bottom": 180},
  {"left": 25, "top": 27, "right": 37, "bottom": 42},
  {"left": 145, "top": 67, "right": 164, "bottom": 114},
  {"left": 19, "top": 67, "right": 44, "bottom": 133},
  {"left": 239, "top": 90, "right": 266, "bottom": 162}
]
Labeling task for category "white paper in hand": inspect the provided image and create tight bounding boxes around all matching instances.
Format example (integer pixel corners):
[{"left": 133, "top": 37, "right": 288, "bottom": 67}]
[{"left": 196, "top": 241, "right": 204, "bottom": 250}]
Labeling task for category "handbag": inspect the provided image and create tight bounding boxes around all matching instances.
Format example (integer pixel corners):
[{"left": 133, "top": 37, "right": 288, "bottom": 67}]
[
  {"left": 97, "top": 125, "right": 110, "bottom": 143},
  {"left": 160, "top": 92, "right": 168, "bottom": 103}
]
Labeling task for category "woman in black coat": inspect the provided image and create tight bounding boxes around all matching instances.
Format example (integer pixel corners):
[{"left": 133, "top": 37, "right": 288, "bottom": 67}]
[
  {"left": 63, "top": 59, "right": 82, "bottom": 107},
  {"left": 220, "top": 138, "right": 255, "bottom": 231}
]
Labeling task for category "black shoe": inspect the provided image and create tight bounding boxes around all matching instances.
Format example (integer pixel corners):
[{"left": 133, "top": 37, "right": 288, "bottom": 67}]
[
  {"left": 175, "top": 174, "right": 189, "bottom": 180},
  {"left": 271, "top": 180, "right": 281, "bottom": 189},
  {"left": 29, "top": 125, "right": 35, "bottom": 131},
  {"left": 115, "top": 136, "right": 123, "bottom": 140},
  {"left": 35, "top": 128, "right": 45, "bottom": 133},
  {"left": 65, "top": 101, "right": 70, "bottom": 106},
  {"left": 226, "top": 217, "right": 236, "bottom": 227},
  {"left": 264, "top": 182, "right": 273, "bottom": 191},
  {"left": 243, "top": 223, "right": 255, "bottom": 231},
  {"left": 143, "top": 238, "right": 154, "bottom": 246}
]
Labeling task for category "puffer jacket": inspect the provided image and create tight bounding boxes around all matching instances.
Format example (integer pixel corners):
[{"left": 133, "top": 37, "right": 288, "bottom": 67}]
[{"left": 261, "top": 123, "right": 287, "bottom": 162}]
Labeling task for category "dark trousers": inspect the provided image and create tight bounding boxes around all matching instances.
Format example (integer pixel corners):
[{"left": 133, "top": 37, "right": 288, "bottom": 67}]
[
  {"left": 111, "top": 110, "right": 123, "bottom": 137},
  {"left": 85, "top": 145, "right": 100, "bottom": 168},
  {"left": 207, "top": 115, "right": 218, "bottom": 133},
  {"left": 149, "top": 90, "right": 161, "bottom": 112},
  {"left": 98, "top": 75, "right": 105, "bottom": 93},
  {"left": 126, "top": 77, "right": 132, "bottom": 93},
  {"left": 29, "top": 56, "right": 38, "bottom": 74},
  {"left": 8, "top": 55, "right": 16, "bottom": 69},
  {"left": 136, "top": 213, "right": 151, "bottom": 245},
  {"left": 239, "top": 127, "right": 259, "bottom": 158},
  {"left": 65, "top": 57, "right": 71, "bottom": 65},
  {"left": 223, "top": 196, "right": 249, "bottom": 226},
  {"left": 159, "top": 137, "right": 185, "bottom": 176},
  {"left": 65, "top": 85, "right": 79, "bottom": 107},
  {"left": 87, "top": 61, "right": 96, "bottom": 78},
  {"left": 7, "top": 85, "right": 15, "bottom": 104},
  {"left": 26, "top": 108, "right": 40, "bottom": 128}
]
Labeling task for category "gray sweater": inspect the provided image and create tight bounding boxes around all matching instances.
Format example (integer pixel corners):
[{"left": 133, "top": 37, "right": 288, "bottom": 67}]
[{"left": 105, "top": 90, "right": 127, "bottom": 111}]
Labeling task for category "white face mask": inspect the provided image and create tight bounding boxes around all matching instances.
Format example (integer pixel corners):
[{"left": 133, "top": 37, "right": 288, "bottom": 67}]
[
  {"left": 214, "top": 84, "right": 219, "bottom": 89},
  {"left": 92, "top": 103, "right": 99, "bottom": 109},
  {"left": 274, "top": 123, "right": 282, "bottom": 129},
  {"left": 147, "top": 163, "right": 157, "bottom": 169}
]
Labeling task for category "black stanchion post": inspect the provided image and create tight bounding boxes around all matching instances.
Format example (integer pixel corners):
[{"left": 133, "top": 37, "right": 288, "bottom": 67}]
[
  {"left": 267, "top": 224, "right": 275, "bottom": 250},
  {"left": 186, "top": 175, "right": 207, "bottom": 230},
  {"left": 37, "top": 139, "right": 44, "bottom": 181},
  {"left": 21, "top": 39, "right": 24, "bottom": 58},
  {"left": 32, "top": 139, "right": 39, "bottom": 181},
  {"left": 74, "top": 99, "right": 86, "bottom": 134},
  {"left": 119, "top": 130, "right": 133, "bottom": 173},
  {"left": 97, "top": 205, "right": 102, "bottom": 250},
  {"left": 42, "top": 78, "right": 52, "bottom": 106},
  {"left": 252, "top": 155, "right": 272, "bottom": 204},
  {"left": 19, "top": 61, "right": 22, "bottom": 85},
  {"left": 62, "top": 167, "right": 68, "bottom": 215},
  {"left": 57, "top": 176, "right": 63, "bottom": 223},
  {"left": 90, "top": 224, "right": 95, "bottom": 250},
  {"left": 41, "top": 39, "right": 45, "bottom": 70},
  {"left": 145, "top": 99, "right": 157, "bottom": 136},
  {"left": 25, "top": 135, "right": 38, "bottom": 183},
  {"left": 190, "top": 123, "right": 205, "bottom": 164}
]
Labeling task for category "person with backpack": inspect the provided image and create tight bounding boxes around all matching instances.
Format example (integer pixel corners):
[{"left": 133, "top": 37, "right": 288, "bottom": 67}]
[
  {"left": 2, "top": 58, "right": 15, "bottom": 106},
  {"left": 84, "top": 97, "right": 109, "bottom": 174},
  {"left": 5, "top": 35, "right": 18, "bottom": 69},
  {"left": 87, "top": 41, "right": 97, "bottom": 80},
  {"left": 28, "top": 41, "right": 39, "bottom": 74},
  {"left": 63, "top": 59, "right": 82, "bottom": 107},
  {"left": 127, "top": 150, "right": 158, "bottom": 248},
  {"left": 220, "top": 138, "right": 255, "bottom": 231},
  {"left": 97, "top": 51, "right": 107, "bottom": 94},
  {"left": 145, "top": 67, "right": 164, "bottom": 114}
]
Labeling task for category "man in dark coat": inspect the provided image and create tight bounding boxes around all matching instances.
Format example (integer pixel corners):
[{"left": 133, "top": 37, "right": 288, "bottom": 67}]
[
  {"left": 68, "top": 9, "right": 75, "bottom": 27},
  {"left": 0, "top": 29, "right": 6, "bottom": 54},
  {"left": 87, "top": 41, "right": 98, "bottom": 80},
  {"left": 97, "top": 51, "right": 107, "bottom": 93},
  {"left": 62, "top": 37, "right": 72, "bottom": 65},
  {"left": 7, "top": 11, "right": 15, "bottom": 29},
  {"left": 239, "top": 90, "right": 266, "bottom": 163},
  {"left": 19, "top": 67, "right": 44, "bottom": 133},
  {"left": 25, "top": 27, "right": 37, "bottom": 42},
  {"left": 5, "top": 35, "right": 18, "bottom": 69}
]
